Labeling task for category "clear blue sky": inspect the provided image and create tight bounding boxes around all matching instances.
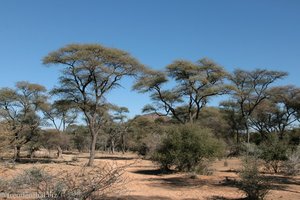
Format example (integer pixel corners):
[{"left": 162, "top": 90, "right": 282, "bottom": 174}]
[{"left": 0, "top": 0, "right": 300, "bottom": 117}]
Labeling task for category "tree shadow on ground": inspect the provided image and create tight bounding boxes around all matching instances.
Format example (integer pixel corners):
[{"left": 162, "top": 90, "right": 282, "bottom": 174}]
[
  {"left": 77, "top": 156, "right": 135, "bottom": 161},
  {"left": 206, "top": 196, "right": 245, "bottom": 200},
  {"left": 147, "top": 176, "right": 209, "bottom": 189},
  {"left": 263, "top": 174, "right": 300, "bottom": 186},
  {"left": 214, "top": 175, "right": 300, "bottom": 195},
  {"left": 62, "top": 151, "right": 80, "bottom": 155},
  {"left": 130, "top": 165, "right": 153, "bottom": 169},
  {"left": 95, "top": 156, "right": 135, "bottom": 160},
  {"left": 13, "top": 158, "right": 65, "bottom": 164},
  {"left": 219, "top": 169, "right": 239, "bottom": 173},
  {"left": 104, "top": 195, "right": 172, "bottom": 200},
  {"left": 132, "top": 168, "right": 173, "bottom": 176},
  {"left": 104, "top": 195, "right": 212, "bottom": 200}
]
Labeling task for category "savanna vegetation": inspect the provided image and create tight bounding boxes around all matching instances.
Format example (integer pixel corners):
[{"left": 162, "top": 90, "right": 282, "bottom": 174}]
[{"left": 0, "top": 43, "right": 299, "bottom": 200}]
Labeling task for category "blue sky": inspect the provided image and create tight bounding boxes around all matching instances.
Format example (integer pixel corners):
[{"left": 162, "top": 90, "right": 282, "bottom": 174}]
[{"left": 0, "top": 0, "right": 300, "bottom": 117}]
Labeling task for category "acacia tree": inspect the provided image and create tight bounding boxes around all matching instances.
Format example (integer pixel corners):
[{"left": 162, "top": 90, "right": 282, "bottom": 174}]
[
  {"left": 250, "top": 85, "right": 300, "bottom": 140},
  {"left": 227, "top": 69, "right": 287, "bottom": 143},
  {"left": 268, "top": 86, "right": 300, "bottom": 139},
  {"left": 43, "top": 44, "right": 144, "bottom": 166},
  {"left": 37, "top": 129, "right": 71, "bottom": 158},
  {"left": 220, "top": 100, "right": 246, "bottom": 144},
  {"left": 0, "top": 121, "right": 12, "bottom": 154},
  {"left": 41, "top": 100, "right": 77, "bottom": 158},
  {"left": 134, "top": 58, "right": 230, "bottom": 124},
  {"left": 0, "top": 81, "right": 47, "bottom": 161},
  {"left": 248, "top": 100, "right": 276, "bottom": 140},
  {"left": 100, "top": 106, "right": 129, "bottom": 154},
  {"left": 42, "top": 100, "right": 77, "bottom": 132},
  {"left": 196, "top": 106, "right": 231, "bottom": 139},
  {"left": 112, "top": 106, "right": 129, "bottom": 153}
]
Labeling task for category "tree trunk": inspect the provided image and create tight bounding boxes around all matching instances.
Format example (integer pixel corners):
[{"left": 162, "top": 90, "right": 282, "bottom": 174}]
[
  {"left": 57, "top": 146, "right": 63, "bottom": 159},
  {"left": 279, "top": 130, "right": 284, "bottom": 140},
  {"left": 245, "top": 122, "right": 250, "bottom": 143},
  {"left": 247, "top": 129, "right": 250, "bottom": 143},
  {"left": 111, "top": 140, "right": 115, "bottom": 154},
  {"left": 87, "top": 132, "right": 98, "bottom": 166},
  {"left": 121, "top": 134, "right": 125, "bottom": 154},
  {"left": 236, "top": 130, "right": 240, "bottom": 144},
  {"left": 30, "top": 152, "right": 34, "bottom": 159},
  {"left": 14, "top": 145, "right": 21, "bottom": 162},
  {"left": 29, "top": 148, "right": 36, "bottom": 159}
]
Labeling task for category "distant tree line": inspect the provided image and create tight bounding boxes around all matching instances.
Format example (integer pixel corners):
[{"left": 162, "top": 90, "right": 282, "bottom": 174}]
[{"left": 0, "top": 43, "right": 299, "bottom": 170}]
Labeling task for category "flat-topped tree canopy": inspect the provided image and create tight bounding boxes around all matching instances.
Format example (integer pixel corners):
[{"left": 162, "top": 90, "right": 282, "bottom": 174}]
[
  {"left": 43, "top": 43, "right": 145, "bottom": 166},
  {"left": 134, "top": 57, "right": 231, "bottom": 124},
  {"left": 43, "top": 43, "right": 146, "bottom": 119},
  {"left": 227, "top": 68, "right": 288, "bottom": 143},
  {"left": 0, "top": 81, "right": 47, "bottom": 161},
  {"left": 43, "top": 43, "right": 145, "bottom": 102}
]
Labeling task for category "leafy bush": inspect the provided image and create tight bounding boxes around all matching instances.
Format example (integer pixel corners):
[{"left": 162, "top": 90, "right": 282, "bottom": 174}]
[
  {"left": 137, "top": 142, "right": 150, "bottom": 156},
  {"left": 152, "top": 124, "right": 224, "bottom": 172},
  {"left": 237, "top": 156, "right": 270, "bottom": 200},
  {"left": 66, "top": 125, "right": 90, "bottom": 152},
  {"left": 127, "top": 116, "right": 163, "bottom": 157},
  {"left": 283, "top": 146, "right": 300, "bottom": 176},
  {"left": 71, "top": 156, "right": 79, "bottom": 162},
  {"left": 258, "top": 138, "right": 288, "bottom": 173}
]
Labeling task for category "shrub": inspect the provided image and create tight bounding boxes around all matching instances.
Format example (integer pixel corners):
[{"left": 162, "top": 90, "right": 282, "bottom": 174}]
[
  {"left": 127, "top": 117, "right": 163, "bottom": 157},
  {"left": 194, "top": 160, "right": 214, "bottom": 175},
  {"left": 283, "top": 146, "right": 300, "bottom": 176},
  {"left": 71, "top": 156, "right": 79, "bottom": 162},
  {"left": 237, "top": 156, "right": 270, "bottom": 200},
  {"left": 242, "top": 142, "right": 260, "bottom": 156},
  {"left": 72, "top": 134, "right": 90, "bottom": 152},
  {"left": 10, "top": 167, "right": 53, "bottom": 196},
  {"left": 152, "top": 124, "right": 224, "bottom": 172},
  {"left": 137, "top": 133, "right": 161, "bottom": 157},
  {"left": 5, "top": 164, "right": 125, "bottom": 200},
  {"left": 258, "top": 138, "right": 288, "bottom": 173},
  {"left": 0, "top": 179, "right": 9, "bottom": 192},
  {"left": 228, "top": 142, "right": 260, "bottom": 157},
  {"left": 137, "top": 142, "right": 150, "bottom": 156},
  {"left": 3, "top": 160, "right": 16, "bottom": 169}
]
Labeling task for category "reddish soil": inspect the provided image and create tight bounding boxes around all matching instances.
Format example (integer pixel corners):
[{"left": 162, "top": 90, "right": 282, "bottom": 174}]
[{"left": 0, "top": 152, "right": 299, "bottom": 200}]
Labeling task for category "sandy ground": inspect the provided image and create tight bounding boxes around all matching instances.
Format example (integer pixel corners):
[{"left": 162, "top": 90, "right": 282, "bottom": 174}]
[{"left": 0, "top": 152, "right": 299, "bottom": 200}]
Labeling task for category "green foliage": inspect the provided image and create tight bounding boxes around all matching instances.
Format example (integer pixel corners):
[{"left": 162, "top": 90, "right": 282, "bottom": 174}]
[
  {"left": 134, "top": 58, "right": 230, "bottom": 124},
  {"left": 237, "top": 156, "right": 270, "bottom": 200},
  {"left": 283, "top": 145, "right": 300, "bottom": 176},
  {"left": 41, "top": 99, "right": 78, "bottom": 132},
  {"left": 196, "top": 107, "right": 230, "bottom": 139},
  {"left": 227, "top": 142, "right": 261, "bottom": 157},
  {"left": 258, "top": 137, "right": 288, "bottom": 173},
  {"left": 40, "top": 130, "right": 71, "bottom": 150},
  {"left": 0, "top": 81, "right": 47, "bottom": 160},
  {"left": 44, "top": 43, "right": 145, "bottom": 166},
  {"left": 288, "top": 128, "right": 300, "bottom": 147},
  {"left": 67, "top": 125, "right": 90, "bottom": 152},
  {"left": 127, "top": 115, "right": 164, "bottom": 157},
  {"left": 225, "top": 69, "right": 287, "bottom": 143},
  {"left": 152, "top": 124, "right": 224, "bottom": 172}
]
